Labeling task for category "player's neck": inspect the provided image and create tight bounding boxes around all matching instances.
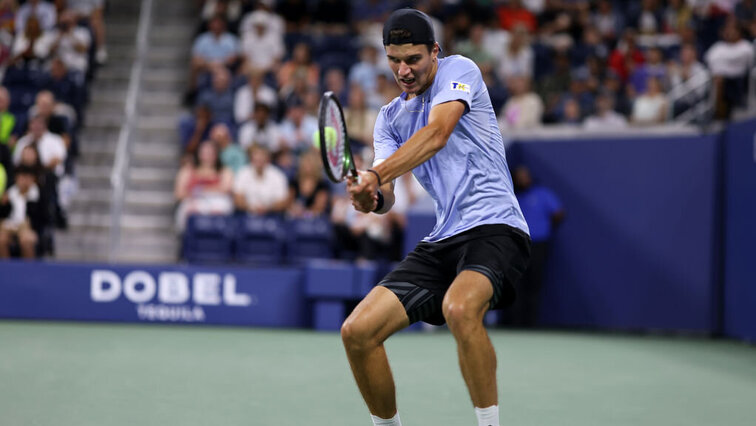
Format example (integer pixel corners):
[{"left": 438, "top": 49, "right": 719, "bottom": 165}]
[{"left": 406, "top": 58, "right": 438, "bottom": 100}]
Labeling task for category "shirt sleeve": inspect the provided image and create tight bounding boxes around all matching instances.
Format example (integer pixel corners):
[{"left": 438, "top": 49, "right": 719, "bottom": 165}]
[
  {"left": 430, "top": 57, "right": 481, "bottom": 113},
  {"left": 372, "top": 106, "right": 399, "bottom": 161}
]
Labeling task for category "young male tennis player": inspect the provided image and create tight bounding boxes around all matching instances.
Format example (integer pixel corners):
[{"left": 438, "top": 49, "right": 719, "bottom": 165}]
[{"left": 344, "top": 8, "right": 532, "bottom": 426}]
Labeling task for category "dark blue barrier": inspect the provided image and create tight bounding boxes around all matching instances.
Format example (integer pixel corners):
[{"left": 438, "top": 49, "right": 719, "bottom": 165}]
[
  {"left": 723, "top": 118, "right": 756, "bottom": 342},
  {"left": 510, "top": 134, "right": 720, "bottom": 332},
  {"left": 0, "top": 261, "right": 307, "bottom": 328}
]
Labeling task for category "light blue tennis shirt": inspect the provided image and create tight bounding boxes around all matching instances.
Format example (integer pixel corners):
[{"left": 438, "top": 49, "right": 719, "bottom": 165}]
[{"left": 374, "top": 55, "right": 529, "bottom": 242}]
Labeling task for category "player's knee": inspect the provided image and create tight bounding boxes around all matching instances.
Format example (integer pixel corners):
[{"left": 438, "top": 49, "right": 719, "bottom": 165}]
[
  {"left": 442, "top": 300, "right": 480, "bottom": 334},
  {"left": 341, "top": 316, "right": 374, "bottom": 351}
]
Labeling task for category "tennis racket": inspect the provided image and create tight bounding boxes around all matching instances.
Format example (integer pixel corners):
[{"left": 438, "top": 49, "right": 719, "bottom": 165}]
[{"left": 317, "top": 91, "right": 358, "bottom": 183}]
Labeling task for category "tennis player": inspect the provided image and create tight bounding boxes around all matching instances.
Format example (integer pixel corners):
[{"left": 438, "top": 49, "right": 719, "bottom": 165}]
[{"left": 343, "top": 8, "right": 531, "bottom": 426}]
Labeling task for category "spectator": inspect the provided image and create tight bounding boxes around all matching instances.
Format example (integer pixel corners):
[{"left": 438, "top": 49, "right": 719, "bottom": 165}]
[
  {"left": 38, "top": 9, "right": 91, "bottom": 74},
  {"left": 188, "top": 15, "right": 240, "bottom": 96},
  {"left": 232, "top": 144, "right": 289, "bottom": 216},
  {"left": 629, "top": 47, "right": 667, "bottom": 95},
  {"left": 496, "top": 0, "right": 536, "bottom": 33},
  {"left": 500, "top": 76, "right": 543, "bottom": 130},
  {"left": 560, "top": 97, "right": 582, "bottom": 125},
  {"left": 15, "top": 0, "right": 55, "bottom": 34},
  {"left": 41, "top": 57, "right": 83, "bottom": 117},
  {"left": 509, "top": 165, "right": 564, "bottom": 327},
  {"left": 454, "top": 23, "right": 494, "bottom": 76},
  {"left": 0, "top": 0, "right": 15, "bottom": 34},
  {"left": 239, "top": 0, "right": 284, "bottom": 37},
  {"left": 233, "top": 68, "right": 277, "bottom": 125},
  {"left": 277, "top": 42, "right": 319, "bottom": 94},
  {"left": 13, "top": 114, "right": 66, "bottom": 177},
  {"left": 669, "top": 43, "right": 709, "bottom": 115},
  {"left": 0, "top": 165, "right": 42, "bottom": 258},
  {"left": 66, "top": 0, "right": 107, "bottom": 64},
  {"left": 190, "top": 65, "right": 236, "bottom": 149},
  {"left": 591, "top": 0, "right": 624, "bottom": 44},
  {"left": 497, "top": 23, "right": 534, "bottom": 83},
  {"left": 287, "top": 150, "right": 329, "bottom": 218},
  {"left": 608, "top": 29, "right": 645, "bottom": 83},
  {"left": 174, "top": 141, "right": 233, "bottom": 231},
  {"left": 344, "top": 84, "right": 377, "bottom": 149},
  {"left": 209, "top": 123, "right": 245, "bottom": 174},
  {"left": 239, "top": 12, "right": 284, "bottom": 74},
  {"left": 238, "top": 103, "right": 280, "bottom": 151},
  {"left": 278, "top": 96, "right": 318, "bottom": 153},
  {"left": 705, "top": 19, "right": 754, "bottom": 119},
  {"left": 10, "top": 15, "right": 49, "bottom": 68},
  {"left": 348, "top": 44, "right": 384, "bottom": 97},
  {"left": 200, "top": 0, "right": 244, "bottom": 34},
  {"left": 29, "top": 90, "right": 71, "bottom": 149},
  {"left": 663, "top": 0, "right": 694, "bottom": 35},
  {"left": 631, "top": 76, "right": 668, "bottom": 125},
  {"left": 323, "top": 67, "right": 348, "bottom": 105},
  {"left": 537, "top": 52, "right": 571, "bottom": 121},
  {"left": 583, "top": 92, "right": 628, "bottom": 131}
]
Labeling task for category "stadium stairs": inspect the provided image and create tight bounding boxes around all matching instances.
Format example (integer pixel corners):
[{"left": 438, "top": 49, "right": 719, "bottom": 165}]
[{"left": 55, "top": 0, "right": 194, "bottom": 263}]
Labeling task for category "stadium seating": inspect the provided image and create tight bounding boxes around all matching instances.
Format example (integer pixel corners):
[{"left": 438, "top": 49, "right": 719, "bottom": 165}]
[
  {"left": 234, "top": 214, "right": 286, "bottom": 265},
  {"left": 285, "top": 216, "right": 334, "bottom": 263},
  {"left": 182, "top": 214, "right": 235, "bottom": 264}
]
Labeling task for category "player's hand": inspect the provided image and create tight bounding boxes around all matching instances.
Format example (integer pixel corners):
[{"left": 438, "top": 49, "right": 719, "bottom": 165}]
[{"left": 348, "top": 170, "right": 379, "bottom": 213}]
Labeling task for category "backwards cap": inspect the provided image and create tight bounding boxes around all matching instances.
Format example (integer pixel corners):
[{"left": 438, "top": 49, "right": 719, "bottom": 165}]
[{"left": 383, "top": 8, "right": 435, "bottom": 46}]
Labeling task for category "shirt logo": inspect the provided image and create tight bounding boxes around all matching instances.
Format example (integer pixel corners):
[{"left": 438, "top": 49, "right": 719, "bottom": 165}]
[{"left": 450, "top": 81, "right": 470, "bottom": 93}]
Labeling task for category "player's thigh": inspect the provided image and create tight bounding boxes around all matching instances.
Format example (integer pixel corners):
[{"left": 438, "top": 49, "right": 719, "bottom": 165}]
[
  {"left": 442, "top": 270, "right": 494, "bottom": 323},
  {"left": 342, "top": 286, "right": 409, "bottom": 345}
]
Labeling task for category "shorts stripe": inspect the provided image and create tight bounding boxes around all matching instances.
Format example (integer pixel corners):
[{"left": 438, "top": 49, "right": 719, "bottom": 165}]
[{"left": 381, "top": 281, "right": 438, "bottom": 324}]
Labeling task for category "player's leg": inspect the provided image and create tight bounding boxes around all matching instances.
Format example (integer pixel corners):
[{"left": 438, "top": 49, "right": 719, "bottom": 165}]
[
  {"left": 341, "top": 286, "right": 409, "bottom": 420},
  {"left": 442, "top": 270, "right": 498, "bottom": 408}
]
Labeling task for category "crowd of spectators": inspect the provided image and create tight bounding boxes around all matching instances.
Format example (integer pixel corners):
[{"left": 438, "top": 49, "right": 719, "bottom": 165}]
[
  {"left": 178, "top": 0, "right": 756, "bottom": 263},
  {"left": 0, "top": 0, "right": 105, "bottom": 258}
]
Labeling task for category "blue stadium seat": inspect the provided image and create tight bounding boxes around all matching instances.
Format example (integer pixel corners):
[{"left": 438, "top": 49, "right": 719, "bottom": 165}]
[
  {"left": 286, "top": 216, "right": 334, "bottom": 263},
  {"left": 182, "top": 214, "right": 235, "bottom": 264},
  {"left": 235, "top": 214, "right": 286, "bottom": 265}
]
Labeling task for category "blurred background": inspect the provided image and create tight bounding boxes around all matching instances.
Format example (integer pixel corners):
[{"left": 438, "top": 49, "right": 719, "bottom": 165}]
[{"left": 0, "top": 1, "right": 755, "bottom": 425}]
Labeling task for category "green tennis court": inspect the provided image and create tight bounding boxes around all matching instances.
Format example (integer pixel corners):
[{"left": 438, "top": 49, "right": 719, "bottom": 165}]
[{"left": 1, "top": 321, "right": 754, "bottom": 425}]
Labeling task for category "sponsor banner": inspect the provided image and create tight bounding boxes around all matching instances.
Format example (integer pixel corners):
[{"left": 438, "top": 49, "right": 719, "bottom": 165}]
[{"left": 0, "top": 261, "right": 306, "bottom": 328}]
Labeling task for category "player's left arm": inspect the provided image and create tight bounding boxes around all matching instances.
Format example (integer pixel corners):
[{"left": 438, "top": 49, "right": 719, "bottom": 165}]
[{"left": 351, "top": 100, "right": 465, "bottom": 211}]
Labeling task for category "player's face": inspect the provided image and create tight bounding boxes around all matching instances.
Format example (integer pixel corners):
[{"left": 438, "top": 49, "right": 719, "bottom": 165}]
[{"left": 385, "top": 43, "right": 439, "bottom": 95}]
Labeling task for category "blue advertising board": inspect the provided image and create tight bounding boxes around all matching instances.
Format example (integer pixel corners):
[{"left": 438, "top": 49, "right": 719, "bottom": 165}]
[{"left": 0, "top": 261, "right": 307, "bottom": 328}]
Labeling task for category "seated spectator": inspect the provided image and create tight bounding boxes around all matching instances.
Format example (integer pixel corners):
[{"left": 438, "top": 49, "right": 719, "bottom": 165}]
[
  {"left": 455, "top": 23, "right": 495, "bottom": 76},
  {"left": 233, "top": 144, "right": 289, "bottom": 216},
  {"left": 496, "top": 0, "right": 536, "bottom": 33},
  {"left": 608, "top": 29, "right": 645, "bottom": 83},
  {"left": 500, "top": 76, "right": 543, "bottom": 130},
  {"left": 13, "top": 114, "right": 66, "bottom": 177},
  {"left": 66, "top": 0, "right": 107, "bottom": 64},
  {"left": 239, "top": 0, "right": 284, "bottom": 37},
  {"left": 560, "top": 98, "right": 582, "bottom": 125},
  {"left": 239, "top": 12, "right": 284, "bottom": 74},
  {"left": 663, "top": 0, "right": 693, "bottom": 35},
  {"left": 278, "top": 96, "right": 318, "bottom": 153},
  {"left": 38, "top": 9, "right": 91, "bottom": 75},
  {"left": 583, "top": 92, "right": 628, "bottom": 131},
  {"left": 200, "top": 0, "right": 244, "bottom": 34},
  {"left": 344, "top": 84, "right": 377, "bottom": 149},
  {"left": 277, "top": 42, "right": 319, "bottom": 94},
  {"left": 28, "top": 90, "right": 71, "bottom": 149},
  {"left": 209, "top": 123, "right": 245, "bottom": 174},
  {"left": 41, "top": 57, "right": 85, "bottom": 118},
  {"left": 323, "top": 67, "right": 348, "bottom": 105},
  {"left": 704, "top": 19, "right": 754, "bottom": 119},
  {"left": 287, "top": 150, "right": 329, "bottom": 218},
  {"left": 0, "top": 0, "right": 15, "bottom": 35},
  {"left": 15, "top": 0, "right": 55, "bottom": 34},
  {"left": 233, "top": 68, "right": 277, "bottom": 125},
  {"left": 184, "top": 67, "right": 235, "bottom": 153},
  {"left": 348, "top": 44, "right": 384, "bottom": 97},
  {"left": 0, "top": 165, "right": 42, "bottom": 258},
  {"left": 497, "top": 23, "right": 534, "bottom": 84},
  {"left": 238, "top": 103, "right": 280, "bottom": 151},
  {"left": 629, "top": 47, "right": 667, "bottom": 94},
  {"left": 631, "top": 76, "right": 668, "bottom": 125},
  {"left": 591, "top": 0, "right": 624, "bottom": 45},
  {"left": 174, "top": 141, "right": 233, "bottom": 231},
  {"left": 10, "top": 15, "right": 49, "bottom": 68},
  {"left": 188, "top": 14, "right": 240, "bottom": 96},
  {"left": 669, "top": 43, "right": 708, "bottom": 115},
  {"left": 536, "top": 52, "right": 571, "bottom": 122}
]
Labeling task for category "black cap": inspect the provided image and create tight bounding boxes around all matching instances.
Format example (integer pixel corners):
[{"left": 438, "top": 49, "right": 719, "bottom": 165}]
[{"left": 383, "top": 8, "right": 435, "bottom": 46}]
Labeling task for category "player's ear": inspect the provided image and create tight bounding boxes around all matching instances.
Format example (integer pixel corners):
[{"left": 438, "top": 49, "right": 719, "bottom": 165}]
[{"left": 431, "top": 42, "right": 440, "bottom": 60}]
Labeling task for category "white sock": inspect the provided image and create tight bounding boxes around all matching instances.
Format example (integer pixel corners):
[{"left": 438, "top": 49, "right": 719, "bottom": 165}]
[
  {"left": 475, "top": 405, "right": 499, "bottom": 426},
  {"left": 371, "top": 412, "right": 402, "bottom": 426}
]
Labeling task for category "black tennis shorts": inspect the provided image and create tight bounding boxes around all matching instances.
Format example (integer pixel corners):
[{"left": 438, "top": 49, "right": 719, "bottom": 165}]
[{"left": 379, "top": 224, "right": 531, "bottom": 326}]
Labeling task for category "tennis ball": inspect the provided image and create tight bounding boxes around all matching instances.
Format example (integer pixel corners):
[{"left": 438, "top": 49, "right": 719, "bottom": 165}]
[{"left": 312, "top": 126, "right": 338, "bottom": 150}]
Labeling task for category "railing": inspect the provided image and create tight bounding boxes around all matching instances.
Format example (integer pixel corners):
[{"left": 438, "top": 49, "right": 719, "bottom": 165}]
[
  {"left": 666, "top": 69, "right": 713, "bottom": 127},
  {"left": 109, "top": 0, "right": 154, "bottom": 262}
]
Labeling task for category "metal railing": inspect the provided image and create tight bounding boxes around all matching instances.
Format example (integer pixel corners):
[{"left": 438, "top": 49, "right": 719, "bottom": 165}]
[
  {"left": 109, "top": 0, "right": 154, "bottom": 262},
  {"left": 666, "top": 69, "right": 713, "bottom": 126}
]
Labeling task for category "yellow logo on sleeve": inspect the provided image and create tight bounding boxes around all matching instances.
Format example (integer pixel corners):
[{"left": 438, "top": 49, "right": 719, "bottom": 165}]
[{"left": 450, "top": 81, "right": 470, "bottom": 93}]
